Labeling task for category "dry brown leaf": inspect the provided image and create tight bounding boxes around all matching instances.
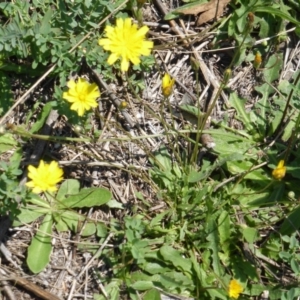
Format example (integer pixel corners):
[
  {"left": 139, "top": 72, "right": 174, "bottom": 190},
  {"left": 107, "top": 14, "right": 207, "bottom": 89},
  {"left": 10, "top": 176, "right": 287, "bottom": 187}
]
[{"left": 177, "top": 0, "right": 231, "bottom": 26}]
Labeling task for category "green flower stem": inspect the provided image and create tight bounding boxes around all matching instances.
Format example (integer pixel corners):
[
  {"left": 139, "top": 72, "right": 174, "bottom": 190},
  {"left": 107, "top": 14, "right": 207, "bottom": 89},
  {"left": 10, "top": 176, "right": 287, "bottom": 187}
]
[{"left": 8, "top": 124, "right": 90, "bottom": 142}]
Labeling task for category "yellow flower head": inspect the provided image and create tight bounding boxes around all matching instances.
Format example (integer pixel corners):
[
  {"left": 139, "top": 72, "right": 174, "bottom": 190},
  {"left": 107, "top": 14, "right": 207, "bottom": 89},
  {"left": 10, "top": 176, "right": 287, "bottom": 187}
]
[
  {"left": 162, "top": 73, "right": 175, "bottom": 97},
  {"left": 26, "top": 160, "right": 64, "bottom": 194},
  {"left": 98, "top": 18, "right": 153, "bottom": 72},
  {"left": 62, "top": 78, "right": 100, "bottom": 116},
  {"left": 253, "top": 52, "right": 262, "bottom": 69},
  {"left": 272, "top": 160, "right": 286, "bottom": 180},
  {"left": 228, "top": 279, "right": 243, "bottom": 299}
]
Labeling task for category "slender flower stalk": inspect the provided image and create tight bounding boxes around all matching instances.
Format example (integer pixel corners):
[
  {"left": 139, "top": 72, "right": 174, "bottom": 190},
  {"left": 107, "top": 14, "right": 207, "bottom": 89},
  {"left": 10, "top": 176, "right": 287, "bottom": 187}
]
[
  {"left": 272, "top": 160, "right": 286, "bottom": 180},
  {"left": 162, "top": 73, "right": 175, "bottom": 98},
  {"left": 98, "top": 18, "right": 153, "bottom": 72},
  {"left": 228, "top": 279, "right": 243, "bottom": 299},
  {"left": 26, "top": 160, "right": 64, "bottom": 194},
  {"left": 63, "top": 78, "right": 100, "bottom": 116}
]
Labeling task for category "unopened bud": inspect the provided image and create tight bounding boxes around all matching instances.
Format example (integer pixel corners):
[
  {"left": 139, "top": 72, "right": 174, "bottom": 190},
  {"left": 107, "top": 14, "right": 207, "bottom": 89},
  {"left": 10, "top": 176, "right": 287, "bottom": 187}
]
[
  {"left": 223, "top": 68, "right": 232, "bottom": 85},
  {"left": 119, "top": 101, "right": 128, "bottom": 110},
  {"left": 247, "top": 12, "right": 254, "bottom": 24},
  {"left": 253, "top": 52, "right": 262, "bottom": 69}
]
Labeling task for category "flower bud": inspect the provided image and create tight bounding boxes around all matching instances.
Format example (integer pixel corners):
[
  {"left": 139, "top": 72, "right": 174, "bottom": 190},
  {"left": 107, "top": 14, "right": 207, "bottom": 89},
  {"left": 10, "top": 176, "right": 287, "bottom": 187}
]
[
  {"left": 119, "top": 101, "right": 128, "bottom": 110},
  {"left": 162, "top": 73, "right": 175, "bottom": 98},
  {"left": 272, "top": 160, "right": 286, "bottom": 180},
  {"left": 223, "top": 68, "right": 232, "bottom": 85},
  {"left": 253, "top": 52, "right": 262, "bottom": 69}
]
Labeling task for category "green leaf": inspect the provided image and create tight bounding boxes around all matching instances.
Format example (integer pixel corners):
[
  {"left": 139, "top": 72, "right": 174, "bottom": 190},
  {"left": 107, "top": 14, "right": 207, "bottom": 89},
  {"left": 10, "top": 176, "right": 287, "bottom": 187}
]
[
  {"left": 241, "top": 226, "right": 258, "bottom": 244},
  {"left": 206, "top": 217, "right": 223, "bottom": 277},
  {"left": 96, "top": 223, "right": 108, "bottom": 238},
  {"left": 143, "top": 289, "right": 161, "bottom": 300},
  {"left": 159, "top": 245, "right": 192, "bottom": 274},
  {"left": 29, "top": 102, "right": 53, "bottom": 134},
  {"left": 253, "top": 6, "right": 300, "bottom": 26},
  {"left": 282, "top": 116, "right": 296, "bottom": 142},
  {"left": 58, "top": 187, "right": 111, "bottom": 209},
  {"left": 226, "top": 160, "right": 269, "bottom": 180},
  {"left": 82, "top": 222, "right": 96, "bottom": 236},
  {"left": 26, "top": 213, "right": 53, "bottom": 273},
  {"left": 56, "top": 210, "right": 85, "bottom": 232},
  {"left": 0, "top": 71, "right": 13, "bottom": 115},
  {"left": 27, "top": 195, "right": 51, "bottom": 208},
  {"left": 0, "top": 133, "right": 18, "bottom": 154},
  {"left": 150, "top": 146, "right": 172, "bottom": 172},
  {"left": 262, "top": 54, "right": 283, "bottom": 83},
  {"left": 218, "top": 211, "right": 230, "bottom": 256},
  {"left": 130, "top": 281, "right": 154, "bottom": 291},
  {"left": 280, "top": 205, "right": 300, "bottom": 235},
  {"left": 56, "top": 179, "right": 80, "bottom": 201},
  {"left": 14, "top": 207, "right": 45, "bottom": 226},
  {"left": 229, "top": 92, "right": 254, "bottom": 133},
  {"left": 39, "top": 9, "right": 53, "bottom": 35}
]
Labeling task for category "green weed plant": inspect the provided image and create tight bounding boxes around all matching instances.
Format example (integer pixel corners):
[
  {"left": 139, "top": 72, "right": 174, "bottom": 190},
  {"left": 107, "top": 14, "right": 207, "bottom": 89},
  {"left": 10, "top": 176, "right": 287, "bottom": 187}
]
[{"left": 0, "top": 0, "right": 300, "bottom": 299}]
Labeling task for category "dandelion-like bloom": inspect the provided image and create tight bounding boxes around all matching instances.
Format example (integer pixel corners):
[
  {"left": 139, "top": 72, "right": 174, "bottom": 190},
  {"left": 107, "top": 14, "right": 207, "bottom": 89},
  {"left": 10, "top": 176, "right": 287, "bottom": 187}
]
[
  {"left": 272, "top": 160, "right": 286, "bottom": 180},
  {"left": 228, "top": 279, "right": 243, "bottom": 299},
  {"left": 62, "top": 78, "right": 100, "bottom": 116},
  {"left": 162, "top": 73, "right": 175, "bottom": 98},
  {"left": 98, "top": 18, "right": 153, "bottom": 72},
  {"left": 26, "top": 160, "right": 64, "bottom": 194}
]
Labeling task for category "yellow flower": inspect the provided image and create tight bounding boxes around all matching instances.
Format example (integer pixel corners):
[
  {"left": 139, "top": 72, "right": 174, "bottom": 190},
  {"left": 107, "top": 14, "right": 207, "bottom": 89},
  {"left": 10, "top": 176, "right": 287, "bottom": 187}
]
[
  {"left": 62, "top": 78, "right": 100, "bottom": 116},
  {"left": 162, "top": 73, "right": 175, "bottom": 97},
  {"left": 228, "top": 279, "right": 243, "bottom": 299},
  {"left": 253, "top": 52, "right": 262, "bottom": 69},
  {"left": 272, "top": 160, "right": 286, "bottom": 180},
  {"left": 26, "top": 160, "right": 64, "bottom": 194},
  {"left": 98, "top": 18, "right": 153, "bottom": 72}
]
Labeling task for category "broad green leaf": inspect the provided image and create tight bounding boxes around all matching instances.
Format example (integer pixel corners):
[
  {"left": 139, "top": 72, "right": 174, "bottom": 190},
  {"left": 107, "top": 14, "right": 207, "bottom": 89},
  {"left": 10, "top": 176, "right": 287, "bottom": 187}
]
[
  {"left": 254, "top": 54, "right": 283, "bottom": 135},
  {"left": 54, "top": 216, "right": 69, "bottom": 232},
  {"left": 82, "top": 222, "right": 96, "bottom": 236},
  {"left": 130, "top": 281, "right": 154, "bottom": 291},
  {"left": 96, "top": 223, "right": 108, "bottom": 238},
  {"left": 143, "top": 263, "right": 171, "bottom": 275},
  {"left": 0, "top": 71, "right": 13, "bottom": 116},
  {"left": 218, "top": 211, "right": 230, "bottom": 256},
  {"left": 150, "top": 147, "right": 172, "bottom": 172},
  {"left": 282, "top": 117, "right": 296, "bottom": 142},
  {"left": 14, "top": 207, "right": 45, "bottom": 226},
  {"left": 280, "top": 205, "right": 300, "bottom": 235},
  {"left": 164, "top": 0, "right": 209, "bottom": 20},
  {"left": 0, "top": 133, "right": 18, "bottom": 154},
  {"left": 206, "top": 217, "right": 223, "bottom": 277},
  {"left": 149, "top": 210, "right": 170, "bottom": 228},
  {"left": 229, "top": 92, "right": 254, "bottom": 133},
  {"left": 241, "top": 226, "right": 258, "bottom": 244},
  {"left": 93, "top": 280, "right": 120, "bottom": 300},
  {"left": 253, "top": 6, "right": 300, "bottom": 26},
  {"left": 262, "top": 54, "right": 283, "bottom": 83},
  {"left": 27, "top": 195, "right": 51, "bottom": 208},
  {"left": 56, "top": 210, "right": 85, "bottom": 232},
  {"left": 143, "top": 289, "right": 161, "bottom": 300},
  {"left": 159, "top": 245, "right": 192, "bottom": 274},
  {"left": 159, "top": 272, "right": 194, "bottom": 291},
  {"left": 39, "top": 9, "right": 53, "bottom": 35},
  {"left": 268, "top": 97, "right": 285, "bottom": 135},
  {"left": 106, "top": 199, "right": 123, "bottom": 209},
  {"left": 56, "top": 179, "right": 80, "bottom": 201},
  {"left": 59, "top": 187, "right": 111, "bottom": 208},
  {"left": 226, "top": 160, "right": 269, "bottom": 180},
  {"left": 27, "top": 213, "right": 53, "bottom": 273}
]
